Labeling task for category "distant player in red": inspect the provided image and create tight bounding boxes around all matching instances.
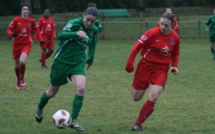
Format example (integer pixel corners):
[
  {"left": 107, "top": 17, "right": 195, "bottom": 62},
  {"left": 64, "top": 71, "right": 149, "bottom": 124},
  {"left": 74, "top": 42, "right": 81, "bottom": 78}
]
[
  {"left": 156, "top": 8, "right": 179, "bottom": 33},
  {"left": 6, "top": 4, "right": 44, "bottom": 89},
  {"left": 125, "top": 12, "right": 180, "bottom": 131},
  {"left": 35, "top": 8, "right": 56, "bottom": 68}
]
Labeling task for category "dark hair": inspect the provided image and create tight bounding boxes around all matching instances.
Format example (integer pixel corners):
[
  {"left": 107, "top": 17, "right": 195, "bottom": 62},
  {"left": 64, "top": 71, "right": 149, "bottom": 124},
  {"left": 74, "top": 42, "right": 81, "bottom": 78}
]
[
  {"left": 21, "top": 3, "right": 30, "bottom": 10},
  {"left": 84, "top": 7, "right": 98, "bottom": 17},
  {"left": 161, "top": 12, "right": 174, "bottom": 24},
  {"left": 88, "top": 3, "right": 97, "bottom": 7},
  {"left": 43, "top": 8, "right": 50, "bottom": 13}
]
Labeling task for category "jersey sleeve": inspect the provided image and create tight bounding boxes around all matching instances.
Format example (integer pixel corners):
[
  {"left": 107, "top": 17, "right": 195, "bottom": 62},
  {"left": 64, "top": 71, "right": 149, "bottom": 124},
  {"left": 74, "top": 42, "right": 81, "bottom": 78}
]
[
  {"left": 33, "top": 20, "right": 43, "bottom": 41},
  {"left": 86, "top": 33, "right": 98, "bottom": 65},
  {"left": 6, "top": 18, "right": 16, "bottom": 37},
  {"left": 205, "top": 16, "right": 212, "bottom": 30},
  {"left": 171, "top": 37, "right": 180, "bottom": 67},
  {"left": 173, "top": 18, "right": 179, "bottom": 31},
  {"left": 57, "top": 21, "right": 82, "bottom": 40}
]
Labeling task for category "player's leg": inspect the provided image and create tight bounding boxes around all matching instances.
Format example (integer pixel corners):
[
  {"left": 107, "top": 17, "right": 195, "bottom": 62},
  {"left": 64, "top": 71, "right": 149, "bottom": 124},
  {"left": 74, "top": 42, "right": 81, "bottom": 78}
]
[
  {"left": 69, "top": 74, "right": 86, "bottom": 131},
  {"left": 19, "top": 52, "right": 28, "bottom": 87},
  {"left": 35, "top": 85, "right": 60, "bottom": 123},
  {"left": 133, "top": 85, "right": 163, "bottom": 131},
  {"left": 14, "top": 59, "right": 21, "bottom": 89},
  {"left": 40, "top": 48, "right": 47, "bottom": 68},
  {"left": 13, "top": 45, "right": 22, "bottom": 89},
  {"left": 46, "top": 40, "right": 54, "bottom": 60}
]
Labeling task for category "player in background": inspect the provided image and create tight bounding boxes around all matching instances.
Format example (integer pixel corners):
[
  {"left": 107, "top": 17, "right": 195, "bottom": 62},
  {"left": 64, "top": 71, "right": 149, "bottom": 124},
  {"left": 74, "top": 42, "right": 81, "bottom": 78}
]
[
  {"left": 35, "top": 8, "right": 56, "bottom": 68},
  {"left": 6, "top": 4, "right": 44, "bottom": 90},
  {"left": 125, "top": 12, "right": 180, "bottom": 131},
  {"left": 205, "top": 8, "right": 215, "bottom": 60},
  {"left": 35, "top": 6, "right": 101, "bottom": 132},
  {"left": 156, "top": 8, "right": 179, "bottom": 33}
]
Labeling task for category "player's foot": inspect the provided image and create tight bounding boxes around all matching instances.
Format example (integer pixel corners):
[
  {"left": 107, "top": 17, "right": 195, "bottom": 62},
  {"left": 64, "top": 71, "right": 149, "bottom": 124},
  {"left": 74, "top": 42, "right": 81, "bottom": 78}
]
[
  {"left": 16, "top": 81, "right": 22, "bottom": 90},
  {"left": 41, "top": 65, "right": 48, "bottom": 68},
  {"left": 35, "top": 109, "right": 43, "bottom": 123},
  {"left": 131, "top": 124, "right": 144, "bottom": 131},
  {"left": 69, "top": 120, "right": 84, "bottom": 131},
  {"left": 20, "top": 80, "right": 26, "bottom": 87}
]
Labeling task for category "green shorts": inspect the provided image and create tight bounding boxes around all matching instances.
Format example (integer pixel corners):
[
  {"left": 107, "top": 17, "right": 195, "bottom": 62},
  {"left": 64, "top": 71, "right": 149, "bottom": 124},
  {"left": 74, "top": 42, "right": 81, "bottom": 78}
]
[
  {"left": 50, "top": 60, "right": 86, "bottom": 86},
  {"left": 209, "top": 31, "right": 215, "bottom": 43}
]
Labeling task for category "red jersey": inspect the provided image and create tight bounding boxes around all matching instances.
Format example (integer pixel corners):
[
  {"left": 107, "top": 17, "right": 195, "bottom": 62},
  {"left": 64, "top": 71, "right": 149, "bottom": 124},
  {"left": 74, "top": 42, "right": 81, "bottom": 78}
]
[
  {"left": 7, "top": 16, "right": 43, "bottom": 44},
  {"left": 127, "top": 27, "right": 180, "bottom": 68},
  {"left": 38, "top": 17, "right": 56, "bottom": 37},
  {"left": 139, "top": 27, "right": 180, "bottom": 67},
  {"left": 156, "top": 18, "right": 179, "bottom": 32}
]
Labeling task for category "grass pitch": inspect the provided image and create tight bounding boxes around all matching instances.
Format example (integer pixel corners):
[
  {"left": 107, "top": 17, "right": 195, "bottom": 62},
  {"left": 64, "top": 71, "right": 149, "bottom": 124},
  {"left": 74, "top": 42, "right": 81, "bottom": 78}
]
[{"left": 0, "top": 39, "right": 215, "bottom": 134}]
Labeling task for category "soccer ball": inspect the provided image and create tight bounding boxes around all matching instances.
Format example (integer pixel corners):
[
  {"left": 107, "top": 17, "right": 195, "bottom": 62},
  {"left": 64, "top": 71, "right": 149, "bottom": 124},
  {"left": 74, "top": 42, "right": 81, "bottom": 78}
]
[{"left": 52, "top": 110, "right": 71, "bottom": 128}]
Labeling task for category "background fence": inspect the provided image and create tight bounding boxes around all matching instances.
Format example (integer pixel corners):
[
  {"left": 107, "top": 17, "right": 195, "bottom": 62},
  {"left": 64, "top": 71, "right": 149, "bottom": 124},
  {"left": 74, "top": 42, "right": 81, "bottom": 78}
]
[{"left": 0, "top": 20, "right": 208, "bottom": 40}]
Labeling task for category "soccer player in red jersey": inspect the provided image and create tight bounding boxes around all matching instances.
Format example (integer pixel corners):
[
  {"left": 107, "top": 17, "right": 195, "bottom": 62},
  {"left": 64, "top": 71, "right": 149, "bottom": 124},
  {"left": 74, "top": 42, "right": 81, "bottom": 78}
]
[
  {"left": 125, "top": 12, "right": 180, "bottom": 131},
  {"left": 6, "top": 4, "right": 44, "bottom": 90},
  {"left": 35, "top": 8, "right": 56, "bottom": 68},
  {"left": 156, "top": 8, "right": 179, "bottom": 33}
]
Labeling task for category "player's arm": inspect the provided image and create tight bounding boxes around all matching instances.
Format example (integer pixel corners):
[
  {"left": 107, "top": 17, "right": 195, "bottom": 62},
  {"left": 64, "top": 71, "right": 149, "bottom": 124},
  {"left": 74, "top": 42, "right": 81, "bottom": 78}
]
[
  {"left": 52, "top": 18, "right": 56, "bottom": 37},
  {"left": 6, "top": 19, "right": 17, "bottom": 37},
  {"left": 86, "top": 33, "right": 98, "bottom": 68},
  {"left": 34, "top": 19, "right": 41, "bottom": 42},
  {"left": 171, "top": 38, "right": 180, "bottom": 74},
  {"left": 57, "top": 22, "right": 83, "bottom": 40},
  {"left": 205, "top": 17, "right": 212, "bottom": 31},
  {"left": 95, "top": 20, "right": 102, "bottom": 33},
  {"left": 173, "top": 19, "right": 179, "bottom": 31},
  {"left": 125, "top": 40, "right": 143, "bottom": 73},
  {"left": 33, "top": 21, "right": 44, "bottom": 44}
]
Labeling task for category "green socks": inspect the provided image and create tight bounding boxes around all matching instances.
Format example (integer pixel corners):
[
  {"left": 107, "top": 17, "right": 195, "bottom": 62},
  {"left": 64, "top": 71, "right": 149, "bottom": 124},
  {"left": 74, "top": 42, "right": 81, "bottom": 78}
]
[
  {"left": 38, "top": 92, "right": 50, "bottom": 110},
  {"left": 71, "top": 95, "right": 84, "bottom": 120}
]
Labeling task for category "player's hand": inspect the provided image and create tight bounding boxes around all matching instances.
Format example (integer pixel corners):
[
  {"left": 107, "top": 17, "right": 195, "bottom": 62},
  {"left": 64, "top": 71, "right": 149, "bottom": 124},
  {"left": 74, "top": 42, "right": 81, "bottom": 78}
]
[
  {"left": 77, "top": 30, "right": 87, "bottom": 38},
  {"left": 125, "top": 63, "right": 134, "bottom": 73},
  {"left": 86, "top": 64, "right": 91, "bottom": 70},
  {"left": 170, "top": 67, "right": 179, "bottom": 75},
  {"left": 40, "top": 41, "right": 45, "bottom": 45},
  {"left": 12, "top": 32, "right": 17, "bottom": 37}
]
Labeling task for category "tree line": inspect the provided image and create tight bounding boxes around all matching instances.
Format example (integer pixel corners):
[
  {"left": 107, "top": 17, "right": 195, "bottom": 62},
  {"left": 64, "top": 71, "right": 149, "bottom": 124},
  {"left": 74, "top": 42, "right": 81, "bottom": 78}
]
[{"left": 1, "top": 0, "right": 215, "bottom": 16}]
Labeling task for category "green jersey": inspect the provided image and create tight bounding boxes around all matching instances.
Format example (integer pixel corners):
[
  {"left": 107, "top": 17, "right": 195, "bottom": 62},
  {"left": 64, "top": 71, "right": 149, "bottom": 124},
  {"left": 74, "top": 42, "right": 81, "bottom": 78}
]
[
  {"left": 55, "top": 17, "right": 99, "bottom": 66},
  {"left": 205, "top": 15, "right": 215, "bottom": 32}
]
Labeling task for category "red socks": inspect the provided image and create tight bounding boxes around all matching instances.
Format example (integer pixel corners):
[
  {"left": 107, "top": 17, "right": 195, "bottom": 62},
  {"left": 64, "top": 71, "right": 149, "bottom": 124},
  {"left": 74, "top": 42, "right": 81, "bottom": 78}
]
[
  {"left": 135, "top": 100, "right": 155, "bottom": 125},
  {"left": 45, "top": 51, "right": 52, "bottom": 59},
  {"left": 19, "top": 63, "right": 26, "bottom": 80},
  {"left": 41, "top": 53, "right": 46, "bottom": 65},
  {"left": 15, "top": 66, "right": 20, "bottom": 82}
]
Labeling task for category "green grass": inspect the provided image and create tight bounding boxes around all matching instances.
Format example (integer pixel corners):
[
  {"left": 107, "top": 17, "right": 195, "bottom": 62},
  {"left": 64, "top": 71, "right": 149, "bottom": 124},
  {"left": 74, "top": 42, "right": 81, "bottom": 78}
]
[{"left": 0, "top": 39, "right": 215, "bottom": 134}]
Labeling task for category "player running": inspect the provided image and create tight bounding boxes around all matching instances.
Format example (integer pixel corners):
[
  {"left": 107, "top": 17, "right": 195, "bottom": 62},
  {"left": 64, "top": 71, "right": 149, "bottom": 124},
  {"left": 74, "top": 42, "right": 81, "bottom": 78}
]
[
  {"left": 6, "top": 4, "right": 44, "bottom": 90},
  {"left": 35, "top": 8, "right": 56, "bottom": 68},
  {"left": 125, "top": 12, "right": 180, "bottom": 131},
  {"left": 205, "top": 8, "right": 215, "bottom": 60},
  {"left": 35, "top": 6, "right": 101, "bottom": 132}
]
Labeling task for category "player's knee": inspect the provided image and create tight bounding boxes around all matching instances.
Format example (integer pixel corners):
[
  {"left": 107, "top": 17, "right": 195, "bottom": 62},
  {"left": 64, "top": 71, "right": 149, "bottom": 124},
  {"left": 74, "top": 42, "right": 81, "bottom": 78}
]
[
  {"left": 147, "top": 94, "right": 158, "bottom": 102},
  {"left": 76, "top": 85, "right": 85, "bottom": 95}
]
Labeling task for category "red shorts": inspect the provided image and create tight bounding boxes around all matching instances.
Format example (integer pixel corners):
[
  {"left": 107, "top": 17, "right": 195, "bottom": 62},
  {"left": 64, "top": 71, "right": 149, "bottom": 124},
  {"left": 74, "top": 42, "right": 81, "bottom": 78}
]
[
  {"left": 132, "top": 59, "right": 169, "bottom": 90},
  {"left": 40, "top": 36, "right": 54, "bottom": 49},
  {"left": 12, "top": 43, "right": 32, "bottom": 59}
]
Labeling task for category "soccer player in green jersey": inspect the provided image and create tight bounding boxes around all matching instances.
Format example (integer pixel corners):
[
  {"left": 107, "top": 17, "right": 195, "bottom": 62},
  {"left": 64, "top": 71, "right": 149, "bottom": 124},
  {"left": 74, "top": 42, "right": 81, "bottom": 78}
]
[
  {"left": 205, "top": 8, "right": 215, "bottom": 60},
  {"left": 35, "top": 6, "right": 100, "bottom": 131}
]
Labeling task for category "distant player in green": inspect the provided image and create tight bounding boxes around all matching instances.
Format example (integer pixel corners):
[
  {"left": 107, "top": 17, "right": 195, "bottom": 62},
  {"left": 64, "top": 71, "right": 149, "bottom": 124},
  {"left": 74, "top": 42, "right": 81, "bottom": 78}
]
[
  {"left": 205, "top": 8, "right": 215, "bottom": 60},
  {"left": 35, "top": 6, "right": 100, "bottom": 132}
]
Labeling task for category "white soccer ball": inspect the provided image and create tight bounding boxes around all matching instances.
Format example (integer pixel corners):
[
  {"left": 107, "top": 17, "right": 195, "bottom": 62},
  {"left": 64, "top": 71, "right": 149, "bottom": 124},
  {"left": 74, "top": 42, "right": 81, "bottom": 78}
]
[{"left": 52, "top": 110, "right": 71, "bottom": 128}]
